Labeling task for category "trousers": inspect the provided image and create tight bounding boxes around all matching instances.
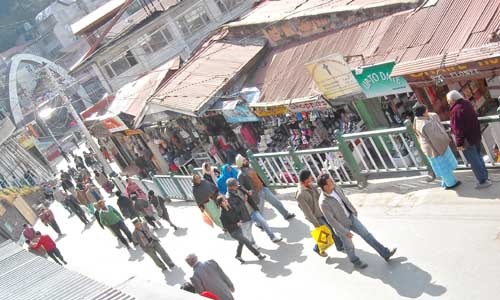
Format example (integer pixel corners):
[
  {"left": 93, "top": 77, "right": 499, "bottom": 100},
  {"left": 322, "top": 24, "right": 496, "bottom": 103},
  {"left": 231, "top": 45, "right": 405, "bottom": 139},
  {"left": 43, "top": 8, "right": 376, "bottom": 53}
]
[
  {"left": 229, "top": 227, "right": 260, "bottom": 258},
  {"left": 143, "top": 241, "right": 174, "bottom": 269},
  {"left": 463, "top": 143, "right": 488, "bottom": 184},
  {"left": 258, "top": 187, "right": 290, "bottom": 218},
  {"left": 47, "top": 248, "right": 65, "bottom": 265},
  {"left": 49, "top": 220, "right": 62, "bottom": 235},
  {"left": 110, "top": 221, "right": 133, "bottom": 247}
]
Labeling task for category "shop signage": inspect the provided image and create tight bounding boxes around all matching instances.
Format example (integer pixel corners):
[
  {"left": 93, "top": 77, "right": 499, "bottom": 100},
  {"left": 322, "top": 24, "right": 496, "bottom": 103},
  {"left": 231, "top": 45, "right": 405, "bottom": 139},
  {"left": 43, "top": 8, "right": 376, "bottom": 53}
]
[
  {"left": 406, "top": 57, "right": 500, "bottom": 82},
  {"left": 16, "top": 134, "right": 36, "bottom": 149},
  {"left": 352, "top": 62, "right": 412, "bottom": 98},
  {"left": 287, "top": 99, "right": 329, "bottom": 113},
  {"left": 223, "top": 105, "right": 260, "bottom": 123},
  {"left": 101, "top": 117, "right": 128, "bottom": 133},
  {"left": 124, "top": 129, "right": 143, "bottom": 136},
  {"left": 254, "top": 105, "right": 288, "bottom": 117},
  {"left": 305, "top": 53, "right": 362, "bottom": 100}
]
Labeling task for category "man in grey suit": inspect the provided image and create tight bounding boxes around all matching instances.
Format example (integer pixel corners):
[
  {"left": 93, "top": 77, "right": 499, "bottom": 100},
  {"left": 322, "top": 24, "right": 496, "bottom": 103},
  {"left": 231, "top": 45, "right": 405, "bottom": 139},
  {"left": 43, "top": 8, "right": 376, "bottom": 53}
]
[
  {"left": 318, "top": 173, "right": 397, "bottom": 269},
  {"left": 186, "top": 254, "right": 235, "bottom": 300}
]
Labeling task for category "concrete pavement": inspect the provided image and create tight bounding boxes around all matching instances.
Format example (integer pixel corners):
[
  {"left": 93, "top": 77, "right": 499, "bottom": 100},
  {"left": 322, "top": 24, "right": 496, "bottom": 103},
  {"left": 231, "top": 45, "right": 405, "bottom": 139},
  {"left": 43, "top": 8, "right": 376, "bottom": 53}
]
[{"left": 36, "top": 162, "right": 500, "bottom": 300}]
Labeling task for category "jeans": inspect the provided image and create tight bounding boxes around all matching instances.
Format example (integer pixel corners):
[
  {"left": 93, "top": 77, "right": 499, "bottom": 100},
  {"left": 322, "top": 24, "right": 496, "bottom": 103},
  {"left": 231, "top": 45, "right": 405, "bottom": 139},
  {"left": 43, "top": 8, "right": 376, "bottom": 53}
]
[
  {"left": 110, "top": 221, "right": 133, "bottom": 248},
  {"left": 143, "top": 240, "right": 174, "bottom": 269},
  {"left": 230, "top": 228, "right": 260, "bottom": 258},
  {"left": 250, "top": 210, "right": 276, "bottom": 240},
  {"left": 258, "top": 187, "right": 290, "bottom": 218},
  {"left": 463, "top": 143, "right": 488, "bottom": 184},
  {"left": 47, "top": 248, "right": 65, "bottom": 265},
  {"left": 240, "top": 220, "right": 255, "bottom": 245},
  {"left": 340, "top": 215, "right": 390, "bottom": 264},
  {"left": 313, "top": 217, "right": 344, "bottom": 253}
]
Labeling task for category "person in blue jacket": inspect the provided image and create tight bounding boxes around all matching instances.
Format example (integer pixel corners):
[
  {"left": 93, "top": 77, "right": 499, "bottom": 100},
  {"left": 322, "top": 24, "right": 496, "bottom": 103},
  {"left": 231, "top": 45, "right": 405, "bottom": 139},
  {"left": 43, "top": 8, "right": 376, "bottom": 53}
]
[{"left": 216, "top": 164, "right": 238, "bottom": 195}]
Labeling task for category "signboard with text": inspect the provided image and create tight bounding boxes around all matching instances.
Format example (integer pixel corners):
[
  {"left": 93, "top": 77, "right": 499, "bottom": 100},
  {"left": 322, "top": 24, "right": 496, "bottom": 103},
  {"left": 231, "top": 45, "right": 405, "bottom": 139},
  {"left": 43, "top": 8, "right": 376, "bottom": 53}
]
[
  {"left": 287, "top": 99, "right": 329, "bottom": 113},
  {"left": 305, "top": 53, "right": 362, "bottom": 100},
  {"left": 352, "top": 62, "right": 412, "bottom": 98}
]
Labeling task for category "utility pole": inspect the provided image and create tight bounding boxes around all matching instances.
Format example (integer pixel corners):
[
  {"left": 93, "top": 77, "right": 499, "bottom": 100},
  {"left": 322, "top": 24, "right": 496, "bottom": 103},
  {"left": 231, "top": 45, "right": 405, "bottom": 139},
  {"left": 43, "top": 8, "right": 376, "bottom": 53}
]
[{"left": 43, "top": 64, "right": 113, "bottom": 175}]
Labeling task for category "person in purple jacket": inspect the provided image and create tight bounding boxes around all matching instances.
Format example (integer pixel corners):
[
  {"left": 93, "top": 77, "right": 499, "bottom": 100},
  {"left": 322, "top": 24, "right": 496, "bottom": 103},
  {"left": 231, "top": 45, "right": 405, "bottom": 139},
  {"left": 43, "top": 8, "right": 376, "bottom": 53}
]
[{"left": 447, "top": 90, "right": 491, "bottom": 189}]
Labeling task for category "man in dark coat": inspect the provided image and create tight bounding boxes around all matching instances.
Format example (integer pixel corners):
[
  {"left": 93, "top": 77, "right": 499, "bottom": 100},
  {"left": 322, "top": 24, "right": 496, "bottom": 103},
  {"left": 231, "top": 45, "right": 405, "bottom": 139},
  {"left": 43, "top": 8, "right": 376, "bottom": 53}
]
[
  {"left": 447, "top": 90, "right": 491, "bottom": 188},
  {"left": 63, "top": 192, "right": 89, "bottom": 225}
]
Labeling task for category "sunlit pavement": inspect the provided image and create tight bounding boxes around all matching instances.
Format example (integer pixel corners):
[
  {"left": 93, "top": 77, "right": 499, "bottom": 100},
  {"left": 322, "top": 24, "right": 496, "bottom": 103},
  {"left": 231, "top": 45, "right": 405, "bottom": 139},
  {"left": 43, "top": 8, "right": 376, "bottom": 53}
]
[{"left": 36, "top": 154, "right": 500, "bottom": 300}]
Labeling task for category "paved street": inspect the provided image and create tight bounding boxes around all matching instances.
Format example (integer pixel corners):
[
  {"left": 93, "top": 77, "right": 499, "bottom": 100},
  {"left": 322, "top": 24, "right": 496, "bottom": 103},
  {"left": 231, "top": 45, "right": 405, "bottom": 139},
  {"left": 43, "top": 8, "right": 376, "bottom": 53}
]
[{"left": 38, "top": 157, "right": 500, "bottom": 300}]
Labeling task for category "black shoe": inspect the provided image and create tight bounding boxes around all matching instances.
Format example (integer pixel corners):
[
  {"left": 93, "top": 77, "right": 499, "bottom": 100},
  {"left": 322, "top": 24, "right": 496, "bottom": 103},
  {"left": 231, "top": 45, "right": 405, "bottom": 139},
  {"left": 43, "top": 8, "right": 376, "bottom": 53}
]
[
  {"left": 172, "top": 225, "right": 178, "bottom": 231},
  {"left": 62, "top": 260, "right": 68, "bottom": 265},
  {"left": 161, "top": 267, "right": 168, "bottom": 272},
  {"left": 444, "top": 181, "right": 461, "bottom": 190},
  {"left": 255, "top": 224, "right": 264, "bottom": 231},
  {"left": 257, "top": 254, "right": 266, "bottom": 260},
  {"left": 385, "top": 248, "right": 397, "bottom": 262},
  {"left": 354, "top": 261, "right": 368, "bottom": 269},
  {"left": 284, "top": 213, "right": 296, "bottom": 220},
  {"left": 168, "top": 264, "right": 176, "bottom": 269},
  {"left": 235, "top": 256, "right": 245, "bottom": 264}
]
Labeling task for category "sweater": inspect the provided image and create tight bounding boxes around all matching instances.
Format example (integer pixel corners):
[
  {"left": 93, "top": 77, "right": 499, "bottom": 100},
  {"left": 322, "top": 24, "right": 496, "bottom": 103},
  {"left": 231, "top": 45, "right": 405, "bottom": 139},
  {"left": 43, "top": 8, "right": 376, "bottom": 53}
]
[
  {"left": 193, "top": 180, "right": 218, "bottom": 207},
  {"left": 450, "top": 99, "right": 481, "bottom": 147},
  {"left": 31, "top": 235, "right": 56, "bottom": 252},
  {"left": 414, "top": 113, "right": 450, "bottom": 157},
  {"left": 99, "top": 206, "right": 123, "bottom": 226},
  {"left": 295, "top": 185, "right": 323, "bottom": 227}
]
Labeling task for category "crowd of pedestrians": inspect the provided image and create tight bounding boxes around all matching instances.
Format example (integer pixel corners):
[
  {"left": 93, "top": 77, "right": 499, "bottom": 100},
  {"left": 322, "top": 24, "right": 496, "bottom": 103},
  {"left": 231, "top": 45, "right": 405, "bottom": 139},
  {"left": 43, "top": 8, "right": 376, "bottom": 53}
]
[{"left": 19, "top": 90, "right": 493, "bottom": 300}]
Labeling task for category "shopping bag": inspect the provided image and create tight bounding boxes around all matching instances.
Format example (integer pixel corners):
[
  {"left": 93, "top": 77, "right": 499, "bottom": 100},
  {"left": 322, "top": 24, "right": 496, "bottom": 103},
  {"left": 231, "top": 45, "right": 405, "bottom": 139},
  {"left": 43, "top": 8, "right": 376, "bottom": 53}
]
[
  {"left": 202, "top": 211, "right": 214, "bottom": 227},
  {"left": 311, "top": 225, "right": 334, "bottom": 254}
]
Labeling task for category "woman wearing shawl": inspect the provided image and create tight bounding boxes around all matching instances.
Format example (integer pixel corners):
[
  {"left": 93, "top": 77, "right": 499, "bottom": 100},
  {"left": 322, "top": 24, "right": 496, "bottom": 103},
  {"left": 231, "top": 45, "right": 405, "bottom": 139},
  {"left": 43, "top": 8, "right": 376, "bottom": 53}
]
[
  {"left": 413, "top": 103, "right": 460, "bottom": 189},
  {"left": 193, "top": 174, "right": 223, "bottom": 228},
  {"left": 216, "top": 164, "right": 238, "bottom": 195}
]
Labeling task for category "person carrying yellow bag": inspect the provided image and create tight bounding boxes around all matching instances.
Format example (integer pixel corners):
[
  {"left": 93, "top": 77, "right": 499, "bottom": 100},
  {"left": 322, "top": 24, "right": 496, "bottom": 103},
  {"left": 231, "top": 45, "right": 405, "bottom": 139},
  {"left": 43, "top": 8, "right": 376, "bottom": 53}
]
[{"left": 311, "top": 224, "right": 335, "bottom": 255}]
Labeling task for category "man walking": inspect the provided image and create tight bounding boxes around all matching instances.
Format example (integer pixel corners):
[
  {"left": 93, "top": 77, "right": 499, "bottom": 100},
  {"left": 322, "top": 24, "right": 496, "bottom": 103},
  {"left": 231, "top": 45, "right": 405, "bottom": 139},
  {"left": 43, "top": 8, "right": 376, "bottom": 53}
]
[
  {"left": 193, "top": 174, "right": 222, "bottom": 228},
  {"left": 149, "top": 190, "right": 178, "bottom": 230},
  {"left": 30, "top": 231, "right": 67, "bottom": 265},
  {"left": 97, "top": 200, "right": 134, "bottom": 249},
  {"left": 235, "top": 154, "right": 295, "bottom": 220},
  {"left": 226, "top": 178, "right": 282, "bottom": 243},
  {"left": 318, "top": 174, "right": 396, "bottom": 268},
  {"left": 116, "top": 191, "right": 139, "bottom": 220},
  {"left": 447, "top": 90, "right": 491, "bottom": 188},
  {"left": 186, "top": 254, "right": 235, "bottom": 300},
  {"left": 39, "top": 207, "right": 63, "bottom": 237},
  {"left": 296, "top": 170, "right": 343, "bottom": 257},
  {"left": 132, "top": 219, "right": 175, "bottom": 271},
  {"left": 63, "top": 192, "right": 90, "bottom": 225}
]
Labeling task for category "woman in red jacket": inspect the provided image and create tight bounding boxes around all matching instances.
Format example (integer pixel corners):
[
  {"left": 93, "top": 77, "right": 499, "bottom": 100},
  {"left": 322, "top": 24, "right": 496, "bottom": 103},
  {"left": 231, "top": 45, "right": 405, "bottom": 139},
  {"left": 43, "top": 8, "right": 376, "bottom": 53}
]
[{"left": 30, "top": 232, "right": 67, "bottom": 265}]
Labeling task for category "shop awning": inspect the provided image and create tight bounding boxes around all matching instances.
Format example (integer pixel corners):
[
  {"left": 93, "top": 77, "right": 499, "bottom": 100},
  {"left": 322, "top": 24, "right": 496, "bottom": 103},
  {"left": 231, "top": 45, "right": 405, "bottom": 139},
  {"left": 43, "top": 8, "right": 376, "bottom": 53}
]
[
  {"left": 149, "top": 35, "right": 266, "bottom": 117},
  {"left": 208, "top": 100, "right": 239, "bottom": 111}
]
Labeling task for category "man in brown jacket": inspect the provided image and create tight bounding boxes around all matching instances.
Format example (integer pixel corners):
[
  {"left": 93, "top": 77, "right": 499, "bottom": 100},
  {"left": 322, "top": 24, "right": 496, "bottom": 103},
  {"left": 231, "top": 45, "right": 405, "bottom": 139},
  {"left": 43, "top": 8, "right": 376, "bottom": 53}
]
[{"left": 295, "top": 170, "right": 343, "bottom": 257}]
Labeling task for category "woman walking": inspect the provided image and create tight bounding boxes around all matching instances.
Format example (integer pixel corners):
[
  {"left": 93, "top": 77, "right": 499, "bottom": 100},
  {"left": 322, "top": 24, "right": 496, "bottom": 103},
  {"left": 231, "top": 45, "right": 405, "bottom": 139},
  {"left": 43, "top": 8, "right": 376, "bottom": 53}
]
[{"left": 413, "top": 103, "right": 461, "bottom": 189}]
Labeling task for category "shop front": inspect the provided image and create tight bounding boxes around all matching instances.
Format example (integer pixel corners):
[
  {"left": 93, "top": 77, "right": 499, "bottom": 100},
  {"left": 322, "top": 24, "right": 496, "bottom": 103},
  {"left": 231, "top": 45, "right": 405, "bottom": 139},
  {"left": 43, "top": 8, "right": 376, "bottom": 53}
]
[{"left": 392, "top": 45, "right": 500, "bottom": 120}]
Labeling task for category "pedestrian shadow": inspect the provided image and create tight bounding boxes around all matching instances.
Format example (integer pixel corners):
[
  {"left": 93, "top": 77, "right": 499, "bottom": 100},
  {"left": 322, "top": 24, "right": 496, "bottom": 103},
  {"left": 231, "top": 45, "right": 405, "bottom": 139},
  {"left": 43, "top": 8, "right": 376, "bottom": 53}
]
[
  {"left": 155, "top": 228, "right": 170, "bottom": 238},
  {"left": 163, "top": 266, "right": 187, "bottom": 286},
  {"left": 173, "top": 227, "right": 188, "bottom": 237},
  {"left": 217, "top": 232, "right": 233, "bottom": 241},
  {"left": 81, "top": 219, "right": 95, "bottom": 233},
  {"left": 248, "top": 242, "right": 307, "bottom": 278},
  {"left": 272, "top": 218, "right": 310, "bottom": 243},
  {"left": 55, "top": 233, "right": 67, "bottom": 241},
  {"left": 326, "top": 250, "right": 447, "bottom": 298},
  {"left": 261, "top": 207, "right": 278, "bottom": 221},
  {"left": 453, "top": 172, "right": 500, "bottom": 200},
  {"left": 128, "top": 247, "right": 145, "bottom": 262}
]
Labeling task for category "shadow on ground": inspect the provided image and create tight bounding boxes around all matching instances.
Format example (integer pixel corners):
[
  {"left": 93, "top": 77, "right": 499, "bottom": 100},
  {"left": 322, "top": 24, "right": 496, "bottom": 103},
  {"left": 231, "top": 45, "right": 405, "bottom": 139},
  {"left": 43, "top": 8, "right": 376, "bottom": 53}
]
[
  {"left": 246, "top": 242, "right": 307, "bottom": 278},
  {"left": 326, "top": 250, "right": 447, "bottom": 298}
]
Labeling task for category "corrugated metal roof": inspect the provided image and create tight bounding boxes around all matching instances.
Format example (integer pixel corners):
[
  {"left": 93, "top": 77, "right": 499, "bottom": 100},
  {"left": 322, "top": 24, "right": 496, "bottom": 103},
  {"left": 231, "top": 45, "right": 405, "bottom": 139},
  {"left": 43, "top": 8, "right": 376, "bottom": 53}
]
[
  {"left": 0, "top": 241, "right": 134, "bottom": 300},
  {"left": 248, "top": 0, "right": 500, "bottom": 103},
  {"left": 71, "top": 0, "right": 129, "bottom": 35},
  {"left": 150, "top": 39, "right": 265, "bottom": 115}
]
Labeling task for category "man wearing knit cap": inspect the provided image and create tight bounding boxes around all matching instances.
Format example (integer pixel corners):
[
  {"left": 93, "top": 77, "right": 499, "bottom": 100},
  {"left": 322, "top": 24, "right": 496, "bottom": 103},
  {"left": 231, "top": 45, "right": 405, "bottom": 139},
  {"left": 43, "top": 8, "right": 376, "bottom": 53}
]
[
  {"left": 235, "top": 154, "right": 295, "bottom": 220},
  {"left": 447, "top": 90, "right": 491, "bottom": 188},
  {"left": 132, "top": 218, "right": 175, "bottom": 271}
]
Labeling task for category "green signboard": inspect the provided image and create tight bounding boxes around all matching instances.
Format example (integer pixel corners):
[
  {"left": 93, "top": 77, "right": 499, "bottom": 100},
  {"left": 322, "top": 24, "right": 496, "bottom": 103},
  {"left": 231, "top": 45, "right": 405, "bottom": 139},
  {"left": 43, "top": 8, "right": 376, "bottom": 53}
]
[{"left": 352, "top": 61, "right": 412, "bottom": 98}]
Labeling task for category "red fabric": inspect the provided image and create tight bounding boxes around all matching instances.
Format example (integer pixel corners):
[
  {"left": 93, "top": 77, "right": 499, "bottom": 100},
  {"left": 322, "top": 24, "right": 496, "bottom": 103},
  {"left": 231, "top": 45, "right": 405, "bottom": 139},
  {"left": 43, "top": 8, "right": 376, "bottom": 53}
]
[
  {"left": 450, "top": 99, "right": 481, "bottom": 147},
  {"left": 39, "top": 210, "right": 55, "bottom": 224},
  {"left": 23, "top": 227, "right": 36, "bottom": 240},
  {"left": 126, "top": 181, "right": 147, "bottom": 199},
  {"left": 200, "top": 291, "right": 220, "bottom": 300},
  {"left": 31, "top": 235, "right": 56, "bottom": 252}
]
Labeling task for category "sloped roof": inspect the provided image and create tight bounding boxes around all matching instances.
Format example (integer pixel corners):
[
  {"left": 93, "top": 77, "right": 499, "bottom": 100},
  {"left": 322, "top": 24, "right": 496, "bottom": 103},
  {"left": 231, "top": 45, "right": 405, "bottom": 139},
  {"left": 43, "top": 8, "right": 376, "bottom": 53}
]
[
  {"left": 229, "top": 0, "right": 420, "bottom": 26},
  {"left": 0, "top": 241, "right": 134, "bottom": 300},
  {"left": 150, "top": 38, "right": 266, "bottom": 116},
  {"left": 71, "top": 0, "right": 129, "bottom": 35},
  {"left": 249, "top": 0, "right": 500, "bottom": 103}
]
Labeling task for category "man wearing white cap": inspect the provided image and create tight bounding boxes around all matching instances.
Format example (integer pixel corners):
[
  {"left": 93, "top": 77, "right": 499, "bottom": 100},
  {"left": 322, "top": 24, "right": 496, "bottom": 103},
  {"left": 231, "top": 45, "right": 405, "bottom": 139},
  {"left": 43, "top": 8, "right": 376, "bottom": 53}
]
[{"left": 447, "top": 90, "right": 491, "bottom": 188}]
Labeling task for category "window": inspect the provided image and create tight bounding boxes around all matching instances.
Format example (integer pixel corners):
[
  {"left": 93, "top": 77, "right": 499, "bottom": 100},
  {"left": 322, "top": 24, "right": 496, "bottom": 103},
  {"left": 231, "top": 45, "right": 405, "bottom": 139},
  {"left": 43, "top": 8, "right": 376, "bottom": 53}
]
[
  {"left": 101, "top": 50, "right": 138, "bottom": 78},
  {"left": 215, "top": 0, "right": 245, "bottom": 12},
  {"left": 176, "top": 6, "right": 211, "bottom": 36},
  {"left": 139, "top": 26, "right": 174, "bottom": 54}
]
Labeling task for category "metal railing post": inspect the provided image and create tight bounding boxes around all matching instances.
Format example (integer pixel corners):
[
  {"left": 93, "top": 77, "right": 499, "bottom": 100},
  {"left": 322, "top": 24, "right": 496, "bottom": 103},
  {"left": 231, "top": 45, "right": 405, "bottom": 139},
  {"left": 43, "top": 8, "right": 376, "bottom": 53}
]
[
  {"left": 335, "top": 130, "right": 367, "bottom": 188},
  {"left": 404, "top": 120, "right": 435, "bottom": 181},
  {"left": 246, "top": 149, "right": 271, "bottom": 186},
  {"left": 288, "top": 146, "right": 305, "bottom": 172},
  {"left": 152, "top": 175, "right": 168, "bottom": 198},
  {"left": 170, "top": 172, "right": 188, "bottom": 200}
]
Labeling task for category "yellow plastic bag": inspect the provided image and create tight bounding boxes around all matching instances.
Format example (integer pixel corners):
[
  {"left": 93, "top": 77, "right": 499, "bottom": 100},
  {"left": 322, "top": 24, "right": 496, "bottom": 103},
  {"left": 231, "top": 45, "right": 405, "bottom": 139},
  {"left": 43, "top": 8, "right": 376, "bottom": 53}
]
[{"left": 311, "top": 225, "right": 334, "bottom": 254}]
